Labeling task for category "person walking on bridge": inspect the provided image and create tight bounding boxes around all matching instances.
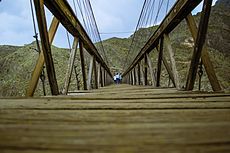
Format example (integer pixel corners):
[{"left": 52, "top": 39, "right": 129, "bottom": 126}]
[
  {"left": 115, "top": 73, "right": 120, "bottom": 84},
  {"left": 113, "top": 74, "right": 117, "bottom": 84}
]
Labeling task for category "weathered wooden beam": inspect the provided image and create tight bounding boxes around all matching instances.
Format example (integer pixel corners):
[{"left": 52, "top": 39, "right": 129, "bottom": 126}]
[
  {"left": 162, "top": 54, "right": 176, "bottom": 87},
  {"left": 26, "top": 17, "right": 59, "bottom": 97},
  {"left": 130, "top": 72, "right": 133, "bottom": 85},
  {"left": 186, "top": 0, "right": 213, "bottom": 90},
  {"left": 186, "top": 13, "right": 221, "bottom": 91},
  {"left": 100, "top": 66, "right": 104, "bottom": 87},
  {"left": 87, "top": 55, "right": 94, "bottom": 90},
  {"left": 146, "top": 53, "right": 156, "bottom": 86},
  {"left": 74, "top": 66, "right": 80, "bottom": 90},
  {"left": 156, "top": 37, "right": 164, "bottom": 87},
  {"left": 93, "top": 56, "right": 98, "bottom": 89},
  {"left": 132, "top": 70, "right": 135, "bottom": 85},
  {"left": 123, "top": 0, "right": 203, "bottom": 77},
  {"left": 164, "top": 34, "right": 180, "bottom": 89},
  {"left": 33, "top": 0, "right": 59, "bottom": 95},
  {"left": 137, "top": 63, "right": 141, "bottom": 85},
  {"left": 134, "top": 67, "right": 139, "bottom": 85},
  {"left": 62, "top": 37, "right": 79, "bottom": 95},
  {"left": 44, "top": 0, "right": 112, "bottom": 78},
  {"left": 104, "top": 69, "right": 106, "bottom": 86},
  {"left": 133, "top": 68, "right": 137, "bottom": 85},
  {"left": 144, "top": 54, "right": 148, "bottom": 85},
  {"left": 79, "top": 39, "right": 87, "bottom": 90},
  {"left": 97, "top": 64, "right": 101, "bottom": 87}
]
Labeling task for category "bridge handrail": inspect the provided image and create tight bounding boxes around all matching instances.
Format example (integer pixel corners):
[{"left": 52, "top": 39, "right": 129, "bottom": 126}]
[
  {"left": 44, "top": 0, "right": 112, "bottom": 78},
  {"left": 122, "top": 0, "right": 202, "bottom": 77}
]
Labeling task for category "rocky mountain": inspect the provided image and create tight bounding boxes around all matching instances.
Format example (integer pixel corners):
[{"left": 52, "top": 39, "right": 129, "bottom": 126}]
[{"left": 0, "top": 0, "right": 229, "bottom": 96}]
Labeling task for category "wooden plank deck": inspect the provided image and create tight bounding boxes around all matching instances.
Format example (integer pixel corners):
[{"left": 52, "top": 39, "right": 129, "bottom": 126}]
[{"left": 0, "top": 84, "right": 230, "bottom": 153}]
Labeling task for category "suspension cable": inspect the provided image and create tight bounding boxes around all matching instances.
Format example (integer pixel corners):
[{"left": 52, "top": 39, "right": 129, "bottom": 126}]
[{"left": 29, "top": 0, "right": 41, "bottom": 53}]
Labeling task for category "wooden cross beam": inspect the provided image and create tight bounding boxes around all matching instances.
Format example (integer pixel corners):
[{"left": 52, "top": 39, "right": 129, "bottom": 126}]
[
  {"left": 87, "top": 55, "right": 94, "bottom": 90},
  {"left": 79, "top": 39, "right": 87, "bottom": 90},
  {"left": 62, "top": 37, "right": 79, "bottom": 95},
  {"left": 32, "top": 0, "right": 59, "bottom": 95},
  {"left": 156, "top": 37, "right": 164, "bottom": 87},
  {"left": 186, "top": 13, "right": 221, "bottom": 91},
  {"left": 26, "top": 17, "right": 59, "bottom": 97},
  {"left": 144, "top": 54, "right": 148, "bottom": 85},
  {"left": 164, "top": 34, "right": 180, "bottom": 89},
  {"left": 146, "top": 53, "right": 156, "bottom": 86},
  {"left": 186, "top": 0, "right": 214, "bottom": 90}
]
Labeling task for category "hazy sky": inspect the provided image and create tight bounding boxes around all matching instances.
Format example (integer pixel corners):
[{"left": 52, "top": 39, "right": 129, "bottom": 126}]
[{"left": 0, "top": 0, "right": 218, "bottom": 48}]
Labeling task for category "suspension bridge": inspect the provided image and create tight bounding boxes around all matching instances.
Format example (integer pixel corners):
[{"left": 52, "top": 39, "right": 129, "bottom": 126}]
[{"left": 0, "top": 0, "right": 230, "bottom": 152}]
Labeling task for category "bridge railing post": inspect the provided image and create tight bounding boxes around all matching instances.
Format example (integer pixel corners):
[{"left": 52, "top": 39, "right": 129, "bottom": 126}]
[
  {"left": 146, "top": 53, "right": 156, "bottom": 86},
  {"left": 186, "top": 0, "right": 214, "bottom": 91},
  {"left": 62, "top": 37, "right": 79, "bottom": 95},
  {"left": 156, "top": 37, "right": 164, "bottom": 87},
  {"left": 26, "top": 16, "right": 59, "bottom": 97},
  {"left": 87, "top": 55, "right": 94, "bottom": 90},
  {"left": 79, "top": 39, "right": 87, "bottom": 90},
  {"left": 33, "top": 0, "right": 59, "bottom": 95},
  {"left": 164, "top": 34, "right": 180, "bottom": 89},
  {"left": 93, "top": 56, "right": 98, "bottom": 89},
  {"left": 137, "top": 63, "right": 141, "bottom": 85},
  {"left": 185, "top": 13, "right": 221, "bottom": 91},
  {"left": 144, "top": 54, "right": 148, "bottom": 86}
]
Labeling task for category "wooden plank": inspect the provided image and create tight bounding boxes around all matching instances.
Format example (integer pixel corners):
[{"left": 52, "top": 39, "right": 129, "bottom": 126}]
[
  {"left": 146, "top": 53, "right": 156, "bottom": 86},
  {"left": 62, "top": 37, "right": 79, "bottom": 95},
  {"left": 156, "top": 37, "right": 164, "bottom": 87},
  {"left": 1, "top": 99, "right": 230, "bottom": 109},
  {"left": 186, "top": 13, "right": 221, "bottom": 91},
  {"left": 164, "top": 34, "right": 180, "bottom": 89},
  {"left": 0, "top": 103, "right": 230, "bottom": 152},
  {"left": 122, "top": 0, "right": 203, "bottom": 77},
  {"left": 186, "top": 0, "right": 213, "bottom": 90},
  {"left": 26, "top": 17, "right": 59, "bottom": 97},
  {"left": 79, "top": 39, "right": 87, "bottom": 90},
  {"left": 44, "top": 0, "right": 112, "bottom": 78},
  {"left": 33, "top": 0, "right": 59, "bottom": 95},
  {"left": 2, "top": 85, "right": 230, "bottom": 152}
]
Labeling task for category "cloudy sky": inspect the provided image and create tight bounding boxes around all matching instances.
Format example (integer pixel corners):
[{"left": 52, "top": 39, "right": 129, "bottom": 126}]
[{"left": 0, "top": 0, "right": 218, "bottom": 48}]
